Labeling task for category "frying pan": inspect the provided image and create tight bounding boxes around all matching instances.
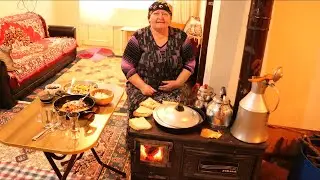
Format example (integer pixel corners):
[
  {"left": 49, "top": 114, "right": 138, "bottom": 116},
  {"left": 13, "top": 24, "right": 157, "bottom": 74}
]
[{"left": 53, "top": 94, "right": 95, "bottom": 115}]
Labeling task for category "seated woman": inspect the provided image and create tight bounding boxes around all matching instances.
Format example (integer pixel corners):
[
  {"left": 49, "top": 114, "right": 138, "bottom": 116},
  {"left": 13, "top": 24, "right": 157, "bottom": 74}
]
[{"left": 121, "top": 0, "right": 196, "bottom": 117}]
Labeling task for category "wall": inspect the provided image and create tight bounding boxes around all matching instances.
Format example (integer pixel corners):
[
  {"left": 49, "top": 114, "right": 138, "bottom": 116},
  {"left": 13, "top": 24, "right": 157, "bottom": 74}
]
[
  {"left": 262, "top": 1, "right": 320, "bottom": 130},
  {"left": 0, "top": 0, "right": 54, "bottom": 24},
  {"left": 203, "top": 0, "right": 251, "bottom": 105}
]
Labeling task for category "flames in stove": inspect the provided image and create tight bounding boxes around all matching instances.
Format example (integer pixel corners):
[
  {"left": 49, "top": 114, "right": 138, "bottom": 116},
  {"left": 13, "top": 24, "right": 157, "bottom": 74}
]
[{"left": 140, "top": 145, "right": 164, "bottom": 162}]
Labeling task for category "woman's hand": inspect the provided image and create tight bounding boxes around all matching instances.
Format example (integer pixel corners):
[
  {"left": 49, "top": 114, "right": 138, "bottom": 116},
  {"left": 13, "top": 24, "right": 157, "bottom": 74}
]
[
  {"left": 140, "top": 84, "right": 157, "bottom": 96},
  {"left": 159, "top": 80, "right": 182, "bottom": 92}
]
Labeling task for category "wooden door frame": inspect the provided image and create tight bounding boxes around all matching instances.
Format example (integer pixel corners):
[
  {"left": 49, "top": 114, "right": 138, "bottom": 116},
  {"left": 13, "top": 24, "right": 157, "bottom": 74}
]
[{"left": 196, "top": 0, "right": 214, "bottom": 84}]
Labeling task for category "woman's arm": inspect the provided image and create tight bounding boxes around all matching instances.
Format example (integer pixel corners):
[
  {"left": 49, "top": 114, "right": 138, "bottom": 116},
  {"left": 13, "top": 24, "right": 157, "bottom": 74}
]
[
  {"left": 159, "top": 36, "right": 196, "bottom": 91},
  {"left": 121, "top": 35, "right": 156, "bottom": 95}
]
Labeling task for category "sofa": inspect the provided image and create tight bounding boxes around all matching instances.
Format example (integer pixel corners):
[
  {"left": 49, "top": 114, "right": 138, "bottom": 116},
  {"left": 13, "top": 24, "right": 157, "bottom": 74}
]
[{"left": 0, "top": 12, "right": 77, "bottom": 109}]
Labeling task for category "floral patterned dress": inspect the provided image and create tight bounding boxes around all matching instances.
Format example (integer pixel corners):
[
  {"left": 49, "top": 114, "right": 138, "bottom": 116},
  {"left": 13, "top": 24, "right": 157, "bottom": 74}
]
[{"left": 121, "top": 26, "right": 195, "bottom": 117}]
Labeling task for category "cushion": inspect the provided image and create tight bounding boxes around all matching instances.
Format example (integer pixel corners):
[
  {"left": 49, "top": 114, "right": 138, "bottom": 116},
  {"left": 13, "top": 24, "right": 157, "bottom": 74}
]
[{"left": 0, "top": 49, "right": 16, "bottom": 71}]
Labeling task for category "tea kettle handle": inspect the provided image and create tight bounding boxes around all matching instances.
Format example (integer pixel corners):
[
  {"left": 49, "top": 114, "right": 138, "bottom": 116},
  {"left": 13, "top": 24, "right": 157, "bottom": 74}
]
[{"left": 268, "top": 83, "right": 280, "bottom": 113}]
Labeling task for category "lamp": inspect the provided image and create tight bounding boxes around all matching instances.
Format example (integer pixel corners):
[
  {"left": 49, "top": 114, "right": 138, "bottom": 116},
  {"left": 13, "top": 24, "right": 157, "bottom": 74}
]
[{"left": 183, "top": 16, "right": 203, "bottom": 47}]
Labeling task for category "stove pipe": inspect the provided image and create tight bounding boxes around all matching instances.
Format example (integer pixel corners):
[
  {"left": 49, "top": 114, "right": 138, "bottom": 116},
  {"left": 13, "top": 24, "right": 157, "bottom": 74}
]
[{"left": 233, "top": 0, "right": 274, "bottom": 120}]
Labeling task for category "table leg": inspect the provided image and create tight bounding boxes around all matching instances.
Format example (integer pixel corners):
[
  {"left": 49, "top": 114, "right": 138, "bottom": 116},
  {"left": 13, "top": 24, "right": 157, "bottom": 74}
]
[
  {"left": 44, "top": 152, "right": 81, "bottom": 180},
  {"left": 91, "top": 148, "right": 126, "bottom": 178}
]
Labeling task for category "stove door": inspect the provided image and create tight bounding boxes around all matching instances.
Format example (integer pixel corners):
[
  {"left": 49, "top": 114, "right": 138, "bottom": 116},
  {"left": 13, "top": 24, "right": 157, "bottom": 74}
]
[{"left": 182, "top": 147, "right": 256, "bottom": 180}]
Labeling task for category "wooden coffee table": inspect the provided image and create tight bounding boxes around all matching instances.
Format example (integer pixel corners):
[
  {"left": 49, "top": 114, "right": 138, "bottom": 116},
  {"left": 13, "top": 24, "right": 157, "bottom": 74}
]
[{"left": 0, "top": 84, "right": 126, "bottom": 180}]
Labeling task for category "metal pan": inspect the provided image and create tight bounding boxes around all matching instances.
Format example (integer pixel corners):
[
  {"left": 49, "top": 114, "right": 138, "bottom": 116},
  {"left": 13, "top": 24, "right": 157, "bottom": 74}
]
[
  {"left": 63, "top": 80, "right": 98, "bottom": 95},
  {"left": 53, "top": 95, "right": 95, "bottom": 115},
  {"left": 153, "top": 106, "right": 205, "bottom": 134}
]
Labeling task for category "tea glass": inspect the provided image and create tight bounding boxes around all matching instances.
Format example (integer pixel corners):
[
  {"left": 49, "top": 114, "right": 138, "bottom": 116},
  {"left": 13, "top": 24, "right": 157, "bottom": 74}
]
[
  {"left": 40, "top": 107, "right": 55, "bottom": 129},
  {"left": 67, "top": 112, "right": 80, "bottom": 140},
  {"left": 56, "top": 111, "right": 68, "bottom": 130}
]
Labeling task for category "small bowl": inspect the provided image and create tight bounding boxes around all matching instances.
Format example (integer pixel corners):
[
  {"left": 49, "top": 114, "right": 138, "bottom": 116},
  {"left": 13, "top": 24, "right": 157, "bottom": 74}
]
[
  {"left": 45, "top": 83, "right": 62, "bottom": 95},
  {"left": 37, "top": 91, "right": 54, "bottom": 104},
  {"left": 90, "top": 88, "right": 114, "bottom": 106}
]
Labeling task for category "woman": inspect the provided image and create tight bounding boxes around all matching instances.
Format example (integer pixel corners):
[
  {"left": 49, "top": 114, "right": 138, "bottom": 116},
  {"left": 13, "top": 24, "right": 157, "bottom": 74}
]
[{"left": 121, "top": 0, "right": 196, "bottom": 117}]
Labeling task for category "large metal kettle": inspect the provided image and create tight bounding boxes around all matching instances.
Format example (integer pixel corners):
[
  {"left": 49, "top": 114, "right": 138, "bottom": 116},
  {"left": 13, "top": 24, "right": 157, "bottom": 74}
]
[
  {"left": 230, "top": 67, "right": 283, "bottom": 144},
  {"left": 206, "top": 87, "right": 233, "bottom": 128}
]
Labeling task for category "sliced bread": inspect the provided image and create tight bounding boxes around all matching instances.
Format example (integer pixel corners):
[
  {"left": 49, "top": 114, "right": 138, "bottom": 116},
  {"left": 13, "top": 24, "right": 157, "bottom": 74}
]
[
  {"left": 129, "top": 117, "right": 152, "bottom": 131},
  {"left": 133, "top": 106, "right": 153, "bottom": 117},
  {"left": 162, "top": 100, "right": 178, "bottom": 105},
  {"left": 139, "top": 97, "right": 161, "bottom": 109}
]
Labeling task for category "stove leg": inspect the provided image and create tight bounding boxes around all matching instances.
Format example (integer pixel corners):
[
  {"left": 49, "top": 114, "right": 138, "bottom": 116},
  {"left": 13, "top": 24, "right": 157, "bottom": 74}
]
[{"left": 91, "top": 148, "right": 126, "bottom": 178}]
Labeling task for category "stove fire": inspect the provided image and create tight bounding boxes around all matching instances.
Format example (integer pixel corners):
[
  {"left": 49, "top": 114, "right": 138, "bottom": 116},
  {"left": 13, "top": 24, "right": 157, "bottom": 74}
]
[{"left": 140, "top": 145, "right": 164, "bottom": 162}]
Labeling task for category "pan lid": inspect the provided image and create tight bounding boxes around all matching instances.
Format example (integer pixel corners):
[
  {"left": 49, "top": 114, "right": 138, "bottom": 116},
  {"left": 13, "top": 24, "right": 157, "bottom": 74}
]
[{"left": 154, "top": 103, "right": 201, "bottom": 128}]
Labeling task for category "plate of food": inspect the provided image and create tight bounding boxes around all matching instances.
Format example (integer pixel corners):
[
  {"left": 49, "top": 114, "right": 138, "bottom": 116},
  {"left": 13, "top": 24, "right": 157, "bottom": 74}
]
[{"left": 64, "top": 80, "right": 98, "bottom": 95}]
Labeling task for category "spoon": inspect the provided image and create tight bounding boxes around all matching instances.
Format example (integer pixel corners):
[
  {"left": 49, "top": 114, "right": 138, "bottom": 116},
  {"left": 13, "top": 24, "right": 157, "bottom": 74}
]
[
  {"left": 68, "top": 78, "right": 76, "bottom": 94},
  {"left": 78, "top": 92, "right": 90, "bottom": 104}
]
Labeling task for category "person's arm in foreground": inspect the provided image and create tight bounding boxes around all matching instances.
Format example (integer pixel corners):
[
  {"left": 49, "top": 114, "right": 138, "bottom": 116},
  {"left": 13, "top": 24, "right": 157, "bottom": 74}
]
[
  {"left": 121, "top": 36, "right": 156, "bottom": 96},
  {"left": 159, "top": 37, "right": 196, "bottom": 91}
]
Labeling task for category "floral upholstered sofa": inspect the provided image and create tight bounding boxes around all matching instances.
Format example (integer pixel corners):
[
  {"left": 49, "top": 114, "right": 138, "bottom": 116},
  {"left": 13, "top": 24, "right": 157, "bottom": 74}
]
[{"left": 0, "top": 12, "right": 77, "bottom": 109}]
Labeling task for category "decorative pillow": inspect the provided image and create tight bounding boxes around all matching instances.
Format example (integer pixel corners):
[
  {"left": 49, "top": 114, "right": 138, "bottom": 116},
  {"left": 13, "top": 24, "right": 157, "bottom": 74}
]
[{"left": 0, "top": 49, "right": 16, "bottom": 71}]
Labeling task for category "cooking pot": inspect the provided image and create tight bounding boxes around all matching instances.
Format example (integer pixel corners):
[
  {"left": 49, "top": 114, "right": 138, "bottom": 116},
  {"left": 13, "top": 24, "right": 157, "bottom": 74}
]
[
  {"left": 53, "top": 95, "right": 95, "bottom": 116},
  {"left": 153, "top": 103, "right": 205, "bottom": 134}
]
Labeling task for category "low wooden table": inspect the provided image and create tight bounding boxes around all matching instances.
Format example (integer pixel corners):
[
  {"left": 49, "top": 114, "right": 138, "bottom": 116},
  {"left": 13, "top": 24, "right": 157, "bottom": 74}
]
[{"left": 0, "top": 84, "right": 126, "bottom": 180}]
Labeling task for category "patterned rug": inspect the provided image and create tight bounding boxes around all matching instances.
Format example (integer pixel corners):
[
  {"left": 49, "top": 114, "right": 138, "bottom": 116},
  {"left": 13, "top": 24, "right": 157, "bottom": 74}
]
[{"left": 0, "top": 54, "right": 131, "bottom": 179}]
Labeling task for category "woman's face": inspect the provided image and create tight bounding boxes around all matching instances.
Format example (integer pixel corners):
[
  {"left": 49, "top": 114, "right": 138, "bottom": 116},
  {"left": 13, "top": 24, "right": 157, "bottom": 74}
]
[{"left": 149, "top": 10, "right": 171, "bottom": 29}]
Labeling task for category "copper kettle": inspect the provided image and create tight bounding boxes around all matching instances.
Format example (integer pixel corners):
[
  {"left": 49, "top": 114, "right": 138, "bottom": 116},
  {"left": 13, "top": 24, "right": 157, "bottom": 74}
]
[{"left": 206, "top": 87, "right": 233, "bottom": 128}]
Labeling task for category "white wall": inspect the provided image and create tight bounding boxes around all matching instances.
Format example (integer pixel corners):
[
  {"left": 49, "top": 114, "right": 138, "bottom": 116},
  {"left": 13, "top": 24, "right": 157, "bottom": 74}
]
[
  {"left": 204, "top": 0, "right": 251, "bottom": 105},
  {"left": 0, "top": 0, "right": 54, "bottom": 24}
]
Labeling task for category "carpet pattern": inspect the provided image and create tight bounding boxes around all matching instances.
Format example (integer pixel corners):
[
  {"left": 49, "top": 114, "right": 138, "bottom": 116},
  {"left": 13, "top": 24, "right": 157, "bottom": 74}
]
[{"left": 0, "top": 54, "right": 131, "bottom": 179}]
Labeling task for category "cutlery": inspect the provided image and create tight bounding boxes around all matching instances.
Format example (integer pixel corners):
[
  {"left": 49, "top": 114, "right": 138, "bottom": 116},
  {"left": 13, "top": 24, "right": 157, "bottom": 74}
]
[
  {"left": 32, "top": 124, "right": 59, "bottom": 141},
  {"left": 67, "top": 78, "right": 76, "bottom": 94}
]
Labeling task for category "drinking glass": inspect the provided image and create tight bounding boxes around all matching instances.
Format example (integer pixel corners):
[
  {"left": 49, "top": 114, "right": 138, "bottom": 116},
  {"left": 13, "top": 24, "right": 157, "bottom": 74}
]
[
  {"left": 56, "top": 111, "right": 68, "bottom": 130},
  {"left": 40, "top": 107, "right": 54, "bottom": 129},
  {"left": 67, "top": 112, "right": 80, "bottom": 140}
]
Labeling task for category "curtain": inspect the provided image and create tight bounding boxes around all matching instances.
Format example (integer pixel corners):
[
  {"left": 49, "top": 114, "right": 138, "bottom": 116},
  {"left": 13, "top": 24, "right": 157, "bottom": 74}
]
[
  {"left": 169, "top": 0, "right": 200, "bottom": 24},
  {"left": 78, "top": 0, "right": 201, "bottom": 26},
  {"left": 79, "top": 1, "right": 152, "bottom": 26}
]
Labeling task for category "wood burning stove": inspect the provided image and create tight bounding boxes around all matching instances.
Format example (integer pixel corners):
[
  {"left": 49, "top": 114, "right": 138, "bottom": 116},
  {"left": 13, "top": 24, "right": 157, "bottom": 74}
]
[{"left": 127, "top": 120, "right": 267, "bottom": 180}]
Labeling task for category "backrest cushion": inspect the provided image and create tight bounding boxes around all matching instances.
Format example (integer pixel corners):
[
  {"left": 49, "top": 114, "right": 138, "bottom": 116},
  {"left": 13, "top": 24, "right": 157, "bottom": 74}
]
[{"left": 0, "top": 12, "right": 47, "bottom": 51}]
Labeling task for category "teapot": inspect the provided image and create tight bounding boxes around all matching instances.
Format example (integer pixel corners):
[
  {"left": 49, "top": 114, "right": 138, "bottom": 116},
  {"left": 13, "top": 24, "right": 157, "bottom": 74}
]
[
  {"left": 206, "top": 87, "right": 233, "bottom": 128},
  {"left": 194, "top": 84, "right": 215, "bottom": 109}
]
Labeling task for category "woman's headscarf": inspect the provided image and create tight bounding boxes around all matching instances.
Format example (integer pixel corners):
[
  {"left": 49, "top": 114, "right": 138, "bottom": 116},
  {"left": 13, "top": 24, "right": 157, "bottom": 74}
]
[{"left": 148, "top": 0, "right": 172, "bottom": 19}]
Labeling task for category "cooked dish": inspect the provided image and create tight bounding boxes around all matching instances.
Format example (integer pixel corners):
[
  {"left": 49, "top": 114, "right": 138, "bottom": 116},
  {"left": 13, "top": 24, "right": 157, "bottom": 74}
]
[
  {"left": 60, "top": 100, "right": 88, "bottom": 112},
  {"left": 93, "top": 92, "right": 110, "bottom": 99},
  {"left": 70, "top": 84, "right": 96, "bottom": 95}
]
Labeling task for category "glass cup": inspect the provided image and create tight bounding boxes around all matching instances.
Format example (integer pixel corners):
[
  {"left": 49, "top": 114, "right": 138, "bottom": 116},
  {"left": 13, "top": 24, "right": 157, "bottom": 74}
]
[
  {"left": 67, "top": 112, "right": 80, "bottom": 140},
  {"left": 56, "top": 111, "right": 67, "bottom": 130},
  {"left": 40, "top": 107, "right": 54, "bottom": 129}
]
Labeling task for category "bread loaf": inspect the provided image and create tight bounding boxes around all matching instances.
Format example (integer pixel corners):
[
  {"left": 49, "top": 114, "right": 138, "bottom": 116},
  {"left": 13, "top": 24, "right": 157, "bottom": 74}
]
[
  {"left": 162, "top": 100, "right": 178, "bottom": 105},
  {"left": 133, "top": 106, "right": 153, "bottom": 117},
  {"left": 129, "top": 117, "right": 152, "bottom": 131},
  {"left": 139, "top": 97, "right": 161, "bottom": 109}
]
